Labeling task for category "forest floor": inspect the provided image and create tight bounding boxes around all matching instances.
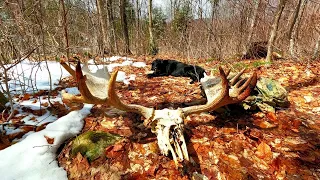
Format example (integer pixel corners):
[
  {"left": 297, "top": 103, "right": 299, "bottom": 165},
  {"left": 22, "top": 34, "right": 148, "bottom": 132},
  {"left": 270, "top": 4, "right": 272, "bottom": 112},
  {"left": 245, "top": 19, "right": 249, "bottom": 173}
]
[{"left": 1, "top": 56, "right": 320, "bottom": 179}]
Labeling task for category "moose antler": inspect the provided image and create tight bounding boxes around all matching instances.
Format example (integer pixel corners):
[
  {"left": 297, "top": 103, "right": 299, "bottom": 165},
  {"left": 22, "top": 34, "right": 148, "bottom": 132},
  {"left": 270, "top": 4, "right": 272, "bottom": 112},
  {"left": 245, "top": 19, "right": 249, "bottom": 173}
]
[
  {"left": 61, "top": 61, "right": 154, "bottom": 119},
  {"left": 60, "top": 61, "right": 257, "bottom": 167},
  {"left": 182, "top": 68, "right": 257, "bottom": 115}
]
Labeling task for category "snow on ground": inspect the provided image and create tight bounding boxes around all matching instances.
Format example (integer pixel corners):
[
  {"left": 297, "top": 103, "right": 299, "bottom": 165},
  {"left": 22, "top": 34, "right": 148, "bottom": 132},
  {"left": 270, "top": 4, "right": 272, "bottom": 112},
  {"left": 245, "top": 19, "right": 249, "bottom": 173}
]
[
  {"left": 103, "top": 56, "right": 133, "bottom": 62},
  {"left": 1, "top": 59, "right": 70, "bottom": 94},
  {"left": 2, "top": 95, "right": 64, "bottom": 136},
  {"left": 1, "top": 56, "right": 146, "bottom": 135},
  {"left": 0, "top": 56, "right": 147, "bottom": 179},
  {"left": 1, "top": 56, "right": 146, "bottom": 94},
  {"left": 0, "top": 104, "right": 93, "bottom": 180}
]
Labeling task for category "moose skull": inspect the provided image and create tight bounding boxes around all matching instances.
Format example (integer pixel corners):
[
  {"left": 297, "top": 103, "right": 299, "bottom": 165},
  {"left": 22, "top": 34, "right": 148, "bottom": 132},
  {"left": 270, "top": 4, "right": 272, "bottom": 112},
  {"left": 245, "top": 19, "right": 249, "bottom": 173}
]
[
  {"left": 60, "top": 60, "right": 257, "bottom": 167},
  {"left": 149, "top": 109, "right": 189, "bottom": 166}
]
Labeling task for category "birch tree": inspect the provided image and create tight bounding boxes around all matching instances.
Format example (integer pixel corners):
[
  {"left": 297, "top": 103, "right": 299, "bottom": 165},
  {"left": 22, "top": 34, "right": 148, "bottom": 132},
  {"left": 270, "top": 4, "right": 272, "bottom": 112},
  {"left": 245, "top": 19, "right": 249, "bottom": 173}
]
[
  {"left": 312, "top": 23, "right": 320, "bottom": 60},
  {"left": 288, "top": 0, "right": 307, "bottom": 59},
  {"left": 242, "top": 0, "right": 261, "bottom": 58},
  {"left": 266, "top": 0, "right": 287, "bottom": 62}
]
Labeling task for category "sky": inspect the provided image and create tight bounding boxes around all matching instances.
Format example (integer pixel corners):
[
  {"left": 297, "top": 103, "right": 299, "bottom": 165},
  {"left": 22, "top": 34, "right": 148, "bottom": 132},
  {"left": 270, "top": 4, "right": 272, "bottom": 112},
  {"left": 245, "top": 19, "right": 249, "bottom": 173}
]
[{"left": 153, "top": 0, "right": 212, "bottom": 19}]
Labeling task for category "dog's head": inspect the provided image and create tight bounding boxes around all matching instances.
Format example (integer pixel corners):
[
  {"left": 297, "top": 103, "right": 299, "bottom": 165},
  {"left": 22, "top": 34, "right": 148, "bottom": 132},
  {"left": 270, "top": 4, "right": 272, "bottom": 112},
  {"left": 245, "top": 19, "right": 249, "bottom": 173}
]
[{"left": 151, "top": 59, "right": 164, "bottom": 72}]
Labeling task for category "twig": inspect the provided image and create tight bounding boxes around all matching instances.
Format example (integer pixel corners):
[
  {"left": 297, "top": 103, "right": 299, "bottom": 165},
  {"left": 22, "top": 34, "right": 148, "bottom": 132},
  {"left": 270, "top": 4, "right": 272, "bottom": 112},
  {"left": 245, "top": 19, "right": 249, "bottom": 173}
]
[
  {"left": 0, "top": 54, "right": 15, "bottom": 122},
  {"left": 6, "top": 47, "right": 37, "bottom": 71}
]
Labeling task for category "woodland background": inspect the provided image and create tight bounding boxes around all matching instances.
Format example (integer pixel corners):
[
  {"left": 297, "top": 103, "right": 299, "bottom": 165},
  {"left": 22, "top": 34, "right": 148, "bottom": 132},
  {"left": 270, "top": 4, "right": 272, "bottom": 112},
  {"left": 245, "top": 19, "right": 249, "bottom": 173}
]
[
  {"left": 1, "top": 0, "right": 320, "bottom": 62},
  {"left": 1, "top": 1, "right": 320, "bottom": 179}
]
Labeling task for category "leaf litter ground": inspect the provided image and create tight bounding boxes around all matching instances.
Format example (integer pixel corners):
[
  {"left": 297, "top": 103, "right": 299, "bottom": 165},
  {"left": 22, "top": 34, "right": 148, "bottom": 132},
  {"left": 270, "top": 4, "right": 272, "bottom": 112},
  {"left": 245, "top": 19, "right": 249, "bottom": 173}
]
[
  {"left": 56, "top": 58, "right": 320, "bottom": 180},
  {"left": 2, "top": 57, "right": 319, "bottom": 179}
]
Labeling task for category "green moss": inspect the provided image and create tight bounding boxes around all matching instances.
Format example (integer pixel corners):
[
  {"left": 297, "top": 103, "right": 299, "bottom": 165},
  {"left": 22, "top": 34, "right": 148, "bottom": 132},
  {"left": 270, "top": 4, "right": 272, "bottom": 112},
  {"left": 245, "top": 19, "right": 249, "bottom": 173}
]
[
  {"left": 232, "top": 62, "right": 249, "bottom": 71},
  {"left": 252, "top": 60, "right": 272, "bottom": 68},
  {"left": 71, "top": 131, "right": 122, "bottom": 162}
]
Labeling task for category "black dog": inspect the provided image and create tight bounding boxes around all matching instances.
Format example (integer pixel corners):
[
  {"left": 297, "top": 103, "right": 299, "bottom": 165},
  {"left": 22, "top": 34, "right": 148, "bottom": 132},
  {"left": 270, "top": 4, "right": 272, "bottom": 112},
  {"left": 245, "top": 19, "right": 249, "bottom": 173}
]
[{"left": 147, "top": 59, "right": 206, "bottom": 83}]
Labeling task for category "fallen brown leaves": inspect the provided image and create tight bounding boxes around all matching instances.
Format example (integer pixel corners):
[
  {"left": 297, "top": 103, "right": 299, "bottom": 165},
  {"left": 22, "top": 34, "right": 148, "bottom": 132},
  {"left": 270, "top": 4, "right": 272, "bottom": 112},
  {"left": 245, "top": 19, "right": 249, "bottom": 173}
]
[
  {"left": 44, "top": 135, "right": 54, "bottom": 144},
  {"left": 55, "top": 58, "right": 320, "bottom": 179}
]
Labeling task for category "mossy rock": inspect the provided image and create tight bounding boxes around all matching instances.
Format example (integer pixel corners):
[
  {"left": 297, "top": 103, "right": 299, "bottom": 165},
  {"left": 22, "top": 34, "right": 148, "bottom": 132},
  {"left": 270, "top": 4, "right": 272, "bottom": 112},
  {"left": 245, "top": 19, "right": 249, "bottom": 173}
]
[{"left": 71, "top": 131, "right": 122, "bottom": 162}]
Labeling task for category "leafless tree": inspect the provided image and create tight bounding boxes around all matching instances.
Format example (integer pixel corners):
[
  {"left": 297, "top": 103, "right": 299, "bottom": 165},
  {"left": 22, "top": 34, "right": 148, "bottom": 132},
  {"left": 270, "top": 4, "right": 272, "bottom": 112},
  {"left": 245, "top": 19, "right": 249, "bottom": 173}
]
[
  {"left": 148, "top": 0, "right": 158, "bottom": 55},
  {"left": 59, "top": 0, "right": 70, "bottom": 59},
  {"left": 96, "top": 0, "right": 110, "bottom": 55},
  {"left": 288, "top": 0, "right": 307, "bottom": 59},
  {"left": 266, "top": 0, "right": 287, "bottom": 62},
  {"left": 106, "top": 0, "right": 118, "bottom": 54},
  {"left": 243, "top": 0, "right": 261, "bottom": 57},
  {"left": 312, "top": 12, "right": 320, "bottom": 60},
  {"left": 120, "top": 0, "right": 132, "bottom": 55}
]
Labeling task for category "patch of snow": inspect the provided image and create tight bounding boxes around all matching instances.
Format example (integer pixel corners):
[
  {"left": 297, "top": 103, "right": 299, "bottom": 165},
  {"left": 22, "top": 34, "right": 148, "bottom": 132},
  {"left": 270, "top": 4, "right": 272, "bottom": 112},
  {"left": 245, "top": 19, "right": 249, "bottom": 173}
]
[
  {"left": 1, "top": 56, "right": 144, "bottom": 95},
  {"left": 124, "top": 74, "right": 136, "bottom": 85},
  {"left": 0, "top": 104, "right": 93, "bottom": 180},
  {"left": 5, "top": 127, "right": 23, "bottom": 135},
  {"left": 303, "top": 96, "right": 313, "bottom": 103},
  {"left": 65, "top": 87, "right": 80, "bottom": 95},
  {"left": 1, "top": 59, "right": 70, "bottom": 94},
  {"left": 115, "top": 71, "right": 136, "bottom": 85},
  {"left": 312, "top": 107, "right": 320, "bottom": 114},
  {"left": 14, "top": 131, "right": 35, "bottom": 142},
  {"left": 1, "top": 55, "right": 146, "bottom": 138},
  {"left": 19, "top": 96, "right": 61, "bottom": 111},
  {"left": 116, "top": 71, "right": 127, "bottom": 82},
  {"left": 103, "top": 56, "right": 128, "bottom": 62},
  {"left": 107, "top": 63, "right": 122, "bottom": 71},
  {"left": 2, "top": 95, "right": 62, "bottom": 135},
  {"left": 122, "top": 60, "right": 133, "bottom": 66},
  {"left": 87, "top": 59, "right": 95, "bottom": 64},
  {"left": 132, "top": 62, "right": 146, "bottom": 68},
  {"left": 109, "top": 56, "right": 122, "bottom": 61},
  {"left": 106, "top": 61, "right": 133, "bottom": 71}
]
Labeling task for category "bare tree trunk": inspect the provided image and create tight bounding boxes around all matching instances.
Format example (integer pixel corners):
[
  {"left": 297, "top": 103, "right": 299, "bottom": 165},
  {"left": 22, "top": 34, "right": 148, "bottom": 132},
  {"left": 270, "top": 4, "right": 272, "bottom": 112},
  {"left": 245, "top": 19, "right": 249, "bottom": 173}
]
[
  {"left": 266, "top": 0, "right": 287, "bottom": 62},
  {"left": 135, "top": 0, "right": 141, "bottom": 55},
  {"left": 59, "top": 0, "right": 70, "bottom": 60},
  {"left": 288, "top": 0, "right": 302, "bottom": 37},
  {"left": 96, "top": 0, "right": 109, "bottom": 54},
  {"left": 289, "top": 0, "right": 307, "bottom": 59},
  {"left": 206, "top": 1, "right": 218, "bottom": 58},
  {"left": 243, "top": 0, "right": 260, "bottom": 57},
  {"left": 148, "top": 0, "right": 158, "bottom": 55},
  {"left": 106, "top": 0, "right": 117, "bottom": 54},
  {"left": 38, "top": 0, "right": 53, "bottom": 106},
  {"left": 312, "top": 34, "right": 320, "bottom": 60},
  {"left": 0, "top": 56, "right": 13, "bottom": 121},
  {"left": 0, "top": 91, "right": 8, "bottom": 112},
  {"left": 119, "top": 0, "right": 132, "bottom": 55}
]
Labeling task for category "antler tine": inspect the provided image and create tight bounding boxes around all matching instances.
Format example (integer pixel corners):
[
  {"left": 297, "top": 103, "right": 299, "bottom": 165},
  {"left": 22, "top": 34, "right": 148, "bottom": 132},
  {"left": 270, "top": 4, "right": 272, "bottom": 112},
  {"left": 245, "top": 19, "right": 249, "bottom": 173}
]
[
  {"left": 182, "top": 67, "right": 229, "bottom": 116},
  {"left": 107, "top": 71, "right": 154, "bottom": 120},
  {"left": 225, "top": 68, "right": 231, "bottom": 77},
  {"left": 182, "top": 67, "right": 257, "bottom": 116},
  {"left": 61, "top": 61, "right": 154, "bottom": 120},
  {"left": 62, "top": 61, "right": 112, "bottom": 104},
  {"left": 229, "top": 68, "right": 245, "bottom": 85},
  {"left": 221, "top": 70, "right": 257, "bottom": 106},
  {"left": 233, "top": 71, "right": 257, "bottom": 101},
  {"left": 60, "top": 58, "right": 76, "bottom": 78},
  {"left": 238, "top": 72, "right": 256, "bottom": 95}
]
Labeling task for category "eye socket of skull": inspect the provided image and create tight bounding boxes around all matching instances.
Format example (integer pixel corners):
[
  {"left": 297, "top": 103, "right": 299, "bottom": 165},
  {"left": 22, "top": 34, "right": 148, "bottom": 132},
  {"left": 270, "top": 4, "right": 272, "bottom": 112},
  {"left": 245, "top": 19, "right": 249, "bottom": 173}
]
[{"left": 150, "top": 119, "right": 159, "bottom": 131}]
